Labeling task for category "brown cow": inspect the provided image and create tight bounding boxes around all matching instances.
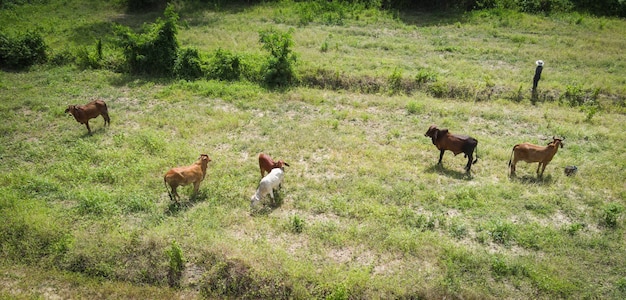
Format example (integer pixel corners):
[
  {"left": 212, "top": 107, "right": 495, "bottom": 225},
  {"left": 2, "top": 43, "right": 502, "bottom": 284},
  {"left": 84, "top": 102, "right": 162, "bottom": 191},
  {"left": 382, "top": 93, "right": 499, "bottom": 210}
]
[
  {"left": 258, "top": 153, "right": 289, "bottom": 178},
  {"left": 65, "top": 99, "right": 110, "bottom": 134},
  {"left": 164, "top": 154, "right": 212, "bottom": 202},
  {"left": 508, "top": 137, "right": 564, "bottom": 178},
  {"left": 425, "top": 125, "right": 478, "bottom": 172}
]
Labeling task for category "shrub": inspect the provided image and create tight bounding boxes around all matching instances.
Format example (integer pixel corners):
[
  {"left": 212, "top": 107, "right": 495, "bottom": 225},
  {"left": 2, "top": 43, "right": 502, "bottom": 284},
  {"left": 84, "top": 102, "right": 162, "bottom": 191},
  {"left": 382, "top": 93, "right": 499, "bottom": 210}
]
[
  {"left": 207, "top": 48, "right": 241, "bottom": 81},
  {"left": 415, "top": 68, "right": 438, "bottom": 84},
  {"left": 406, "top": 101, "right": 424, "bottom": 114},
  {"left": 0, "top": 30, "right": 47, "bottom": 70},
  {"left": 259, "top": 28, "right": 297, "bottom": 88},
  {"left": 562, "top": 83, "right": 586, "bottom": 106},
  {"left": 387, "top": 68, "right": 403, "bottom": 95},
  {"left": 115, "top": 4, "right": 179, "bottom": 76},
  {"left": 49, "top": 49, "right": 76, "bottom": 66},
  {"left": 290, "top": 214, "right": 305, "bottom": 233},
  {"left": 76, "top": 39, "right": 104, "bottom": 70},
  {"left": 167, "top": 240, "right": 185, "bottom": 288},
  {"left": 174, "top": 47, "right": 203, "bottom": 80},
  {"left": 600, "top": 203, "right": 624, "bottom": 229},
  {"left": 488, "top": 219, "right": 515, "bottom": 245}
]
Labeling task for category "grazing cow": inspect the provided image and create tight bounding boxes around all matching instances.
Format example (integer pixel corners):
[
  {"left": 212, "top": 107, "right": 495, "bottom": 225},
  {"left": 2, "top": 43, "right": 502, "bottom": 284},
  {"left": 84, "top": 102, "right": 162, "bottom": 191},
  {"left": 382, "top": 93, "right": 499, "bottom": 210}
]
[
  {"left": 424, "top": 125, "right": 478, "bottom": 172},
  {"left": 508, "top": 137, "right": 564, "bottom": 178},
  {"left": 164, "top": 154, "right": 212, "bottom": 202},
  {"left": 250, "top": 167, "right": 285, "bottom": 207},
  {"left": 65, "top": 99, "right": 110, "bottom": 134},
  {"left": 258, "top": 153, "right": 290, "bottom": 178}
]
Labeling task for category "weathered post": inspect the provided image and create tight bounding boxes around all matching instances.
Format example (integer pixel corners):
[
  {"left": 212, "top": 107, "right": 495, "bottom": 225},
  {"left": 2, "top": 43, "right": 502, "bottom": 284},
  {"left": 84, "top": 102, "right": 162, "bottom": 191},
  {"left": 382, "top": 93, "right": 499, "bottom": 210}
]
[{"left": 532, "top": 60, "right": 544, "bottom": 101}]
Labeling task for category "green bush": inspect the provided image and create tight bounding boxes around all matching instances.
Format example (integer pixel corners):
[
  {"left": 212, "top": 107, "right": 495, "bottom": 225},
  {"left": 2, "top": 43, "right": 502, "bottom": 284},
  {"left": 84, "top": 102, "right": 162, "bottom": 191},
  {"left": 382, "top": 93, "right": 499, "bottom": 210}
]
[
  {"left": 290, "top": 215, "right": 305, "bottom": 233},
  {"left": 415, "top": 68, "right": 438, "bottom": 84},
  {"left": 115, "top": 4, "right": 179, "bottom": 76},
  {"left": 207, "top": 48, "right": 241, "bottom": 81},
  {"left": 174, "top": 47, "right": 203, "bottom": 80},
  {"left": 167, "top": 240, "right": 184, "bottom": 288},
  {"left": 600, "top": 203, "right": 624, "bottom": 229},
  {"left": 387, "top": 68, "right": 403, "bottom": 95},
  {"left": 259, "top": 28, "right": 297, "bottom": 88},
  {"left": 0, "top": 30, "right": 47, "bottom": 70}
]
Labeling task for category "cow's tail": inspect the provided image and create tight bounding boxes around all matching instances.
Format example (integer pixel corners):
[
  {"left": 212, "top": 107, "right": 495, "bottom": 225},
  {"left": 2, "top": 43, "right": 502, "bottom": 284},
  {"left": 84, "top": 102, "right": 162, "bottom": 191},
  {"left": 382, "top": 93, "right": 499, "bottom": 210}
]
[
  {"left": 164, "top": 176, "right": 173, "bottom": 201},
  {"left": 508, "top": 145, "right": 516, "bottom": 167},
  {"left": 473, "top": 144, "right": 479, "bottom": 164}
]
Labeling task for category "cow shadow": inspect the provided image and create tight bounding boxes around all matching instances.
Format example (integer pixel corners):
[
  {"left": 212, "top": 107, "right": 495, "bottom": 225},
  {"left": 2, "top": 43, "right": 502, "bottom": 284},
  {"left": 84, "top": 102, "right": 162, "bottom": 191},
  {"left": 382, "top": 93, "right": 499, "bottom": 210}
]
[
  {"left": 165, "top": 190, "right": 209, "bottom": 215},
  {"left": 250, "top": 190, "right": 285, "bottom": 216},
  {"left": 509, "top": 174, "right": 554, "bottom": 185},
  {"left": 425, "top": 164, "right": 473, "bottom": 180},
  {"left": 78, "top": 127, "right": 107, "bottom": 138}
]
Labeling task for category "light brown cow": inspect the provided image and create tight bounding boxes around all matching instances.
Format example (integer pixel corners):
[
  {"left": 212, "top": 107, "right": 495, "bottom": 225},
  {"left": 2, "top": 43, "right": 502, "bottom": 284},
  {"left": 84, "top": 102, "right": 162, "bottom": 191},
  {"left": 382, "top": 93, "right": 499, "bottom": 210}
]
[
  {"left": 164, "top": 154, "right": 211, "bottom": 202},
  {"left": 65, "top": 99, "right": 110, "bottom": 134},
  {"left": 258, "top": 153, "right": 289, "bottom": 178},
  {"left": 508, "top": 137, "right": 564, "bottom": 178}
]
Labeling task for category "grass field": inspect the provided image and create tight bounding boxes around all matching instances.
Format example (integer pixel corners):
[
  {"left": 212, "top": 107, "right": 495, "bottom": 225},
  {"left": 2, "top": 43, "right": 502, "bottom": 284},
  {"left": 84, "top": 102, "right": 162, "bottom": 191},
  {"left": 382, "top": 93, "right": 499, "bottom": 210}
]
[{"left": 1, "top": 1, "right": 625, "bottom": 299}]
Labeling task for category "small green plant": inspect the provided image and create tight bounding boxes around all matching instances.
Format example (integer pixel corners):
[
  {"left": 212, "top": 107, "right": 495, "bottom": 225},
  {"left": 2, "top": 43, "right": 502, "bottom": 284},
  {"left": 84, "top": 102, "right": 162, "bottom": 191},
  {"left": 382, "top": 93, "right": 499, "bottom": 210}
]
[
  {"left": 415, "top": 68, "right": 438, "bottom": 84},
  {"left": 564, "top": 222, "right": 585, "bottom": 236},
  {"left": 488, "top": 220, "right": 515, "bottom": 245},
  {"left": 616, "top": 277, "right": 626, "bottom": 293},
  {"left": 387, "top": 68, "right": 403, "bottom": 95},
  {"left": 76, "top": 39, "right": 104, "bottom": 70},
  {"left": 290, "top": 215, "right": 305, "bottom": 233},
  {"left": 167, "top": 240, "right": 185, "bottom": 288},
  {"left": 320, "top": 40, "right": 329, "bottom": 52},
  {"left": 600, "top": 203, "right": 624, "bottom": 229},
  {"left": 406, "top": 101, "right": 424, "bottom": 115},
  {"left": 562, "top": 83, "right": 586, "bottom": 107}
]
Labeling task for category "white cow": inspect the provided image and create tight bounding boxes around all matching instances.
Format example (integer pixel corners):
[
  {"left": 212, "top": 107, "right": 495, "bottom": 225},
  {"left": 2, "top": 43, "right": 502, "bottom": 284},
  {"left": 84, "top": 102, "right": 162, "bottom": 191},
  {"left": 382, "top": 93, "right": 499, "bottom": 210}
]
[{"left": 250, "top": 167, "right": 284, "bottom": 207}]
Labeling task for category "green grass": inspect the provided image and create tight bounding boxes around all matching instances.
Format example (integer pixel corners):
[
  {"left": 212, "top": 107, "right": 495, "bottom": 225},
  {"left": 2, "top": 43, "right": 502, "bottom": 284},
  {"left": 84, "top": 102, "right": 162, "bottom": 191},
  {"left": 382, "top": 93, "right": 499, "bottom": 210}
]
[{"left": 2, "top": 1, "right": 626, "bottom": 299}]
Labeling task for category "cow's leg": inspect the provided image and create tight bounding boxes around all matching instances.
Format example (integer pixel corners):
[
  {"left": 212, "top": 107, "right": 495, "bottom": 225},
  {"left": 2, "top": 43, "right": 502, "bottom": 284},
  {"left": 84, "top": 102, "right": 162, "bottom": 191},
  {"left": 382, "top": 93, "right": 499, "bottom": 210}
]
[
  {"left": 539, "top": 163, "right": 547, "bottom": 178},
  {"left": 172, "top": 186, "right": 179, "bottom": 202},
  {"left": 536, "top": 162, "right": 542, "bottom": 177},
  {"left": 465, "top": 153, "right": 473, "bottom": 172},
  {"left": 269, "top": 189, "right": 274, "bottom": 201},
  {"left": 85, "top": 121, "right": 91, "bottom": 134},
  {"left": 192, "top": 181, "right": 201, "bottom": 199},
  {"left": 438, "top": 150, "right": 445, "bottom": 165},
  {"left": 510, "top": 160, "right": 516, "bottom": 176},
  {"left": 102, "top": 112, "right": 110, "bottom": 126}
]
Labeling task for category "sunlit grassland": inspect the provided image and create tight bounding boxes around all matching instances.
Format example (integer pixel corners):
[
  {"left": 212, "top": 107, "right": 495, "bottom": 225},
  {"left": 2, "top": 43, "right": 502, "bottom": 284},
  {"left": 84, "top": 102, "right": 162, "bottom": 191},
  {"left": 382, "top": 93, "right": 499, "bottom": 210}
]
[{"left": 1, "top": 1, "right": 626, "bottom": 299}]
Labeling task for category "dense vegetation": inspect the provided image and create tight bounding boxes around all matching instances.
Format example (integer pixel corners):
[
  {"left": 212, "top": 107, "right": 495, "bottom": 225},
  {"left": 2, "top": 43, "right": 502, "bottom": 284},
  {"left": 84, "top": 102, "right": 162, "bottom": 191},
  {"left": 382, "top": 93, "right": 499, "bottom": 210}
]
[{"left": 1, "top": 0, "right": 625, "bottom": 299}]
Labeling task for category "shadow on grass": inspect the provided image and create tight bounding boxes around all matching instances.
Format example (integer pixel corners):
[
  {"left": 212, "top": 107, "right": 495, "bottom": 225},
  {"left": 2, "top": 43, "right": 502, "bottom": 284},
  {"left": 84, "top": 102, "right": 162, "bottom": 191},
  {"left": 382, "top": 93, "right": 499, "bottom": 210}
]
[
  {"left": 77, "top": 126, "right": 107, "bottom": 138},
  {"left": 250, "top": 190, "right": 285, "bottom": 216},
  {"left": 509, "top": 174, "right": 554, "bottom": 185},
  {"left": 165, "top": 190, "right": 209, "bottom": 216},
  {"left": 425, "top": 164, "right": 473, "bottom": 180}
]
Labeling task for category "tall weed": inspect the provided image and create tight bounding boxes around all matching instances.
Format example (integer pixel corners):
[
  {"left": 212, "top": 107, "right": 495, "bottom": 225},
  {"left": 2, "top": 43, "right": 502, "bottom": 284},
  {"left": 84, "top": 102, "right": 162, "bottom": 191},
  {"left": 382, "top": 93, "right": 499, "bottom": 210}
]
[{"left": 259, "top": 28, "right": 297, "bottom": 88}]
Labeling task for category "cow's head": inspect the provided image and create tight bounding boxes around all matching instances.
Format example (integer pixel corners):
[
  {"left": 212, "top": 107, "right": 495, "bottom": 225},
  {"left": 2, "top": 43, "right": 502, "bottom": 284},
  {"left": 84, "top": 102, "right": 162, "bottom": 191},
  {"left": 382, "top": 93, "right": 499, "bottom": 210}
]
[
  {"left": 198, "top": 154, "right": 212, "bottom": 166},
  {"left": 425, "top": 125, "right": 439, "bottom": 138},
  {"left": 64, "top": 105, "right": 75, "bottom": 115},
  {"left": 549, "top": 136, "right": 564, "bottom": 148},
  {"left": 273, "top": 160, "right": 289, "bottom": 171}
]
